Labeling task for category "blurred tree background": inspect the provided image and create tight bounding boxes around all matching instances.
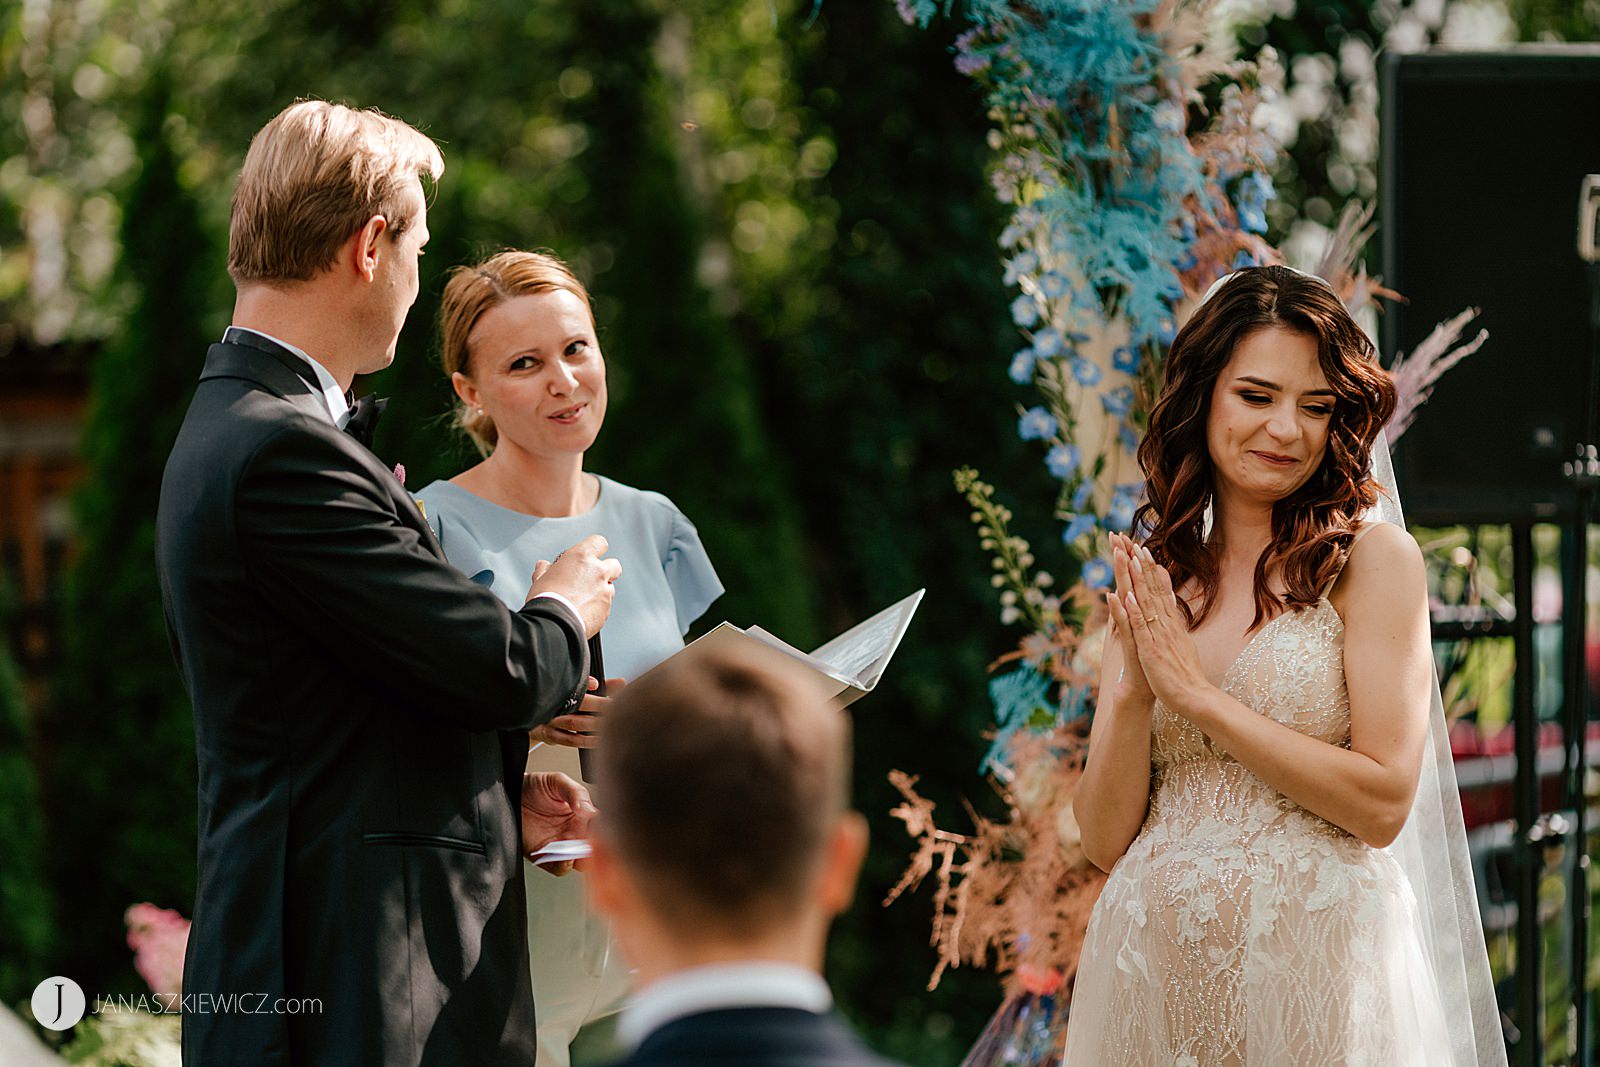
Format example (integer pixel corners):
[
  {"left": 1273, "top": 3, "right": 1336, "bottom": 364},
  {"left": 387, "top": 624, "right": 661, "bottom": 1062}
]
[{"left": 2, "top": 0, "right": 1595, "bottom": 1061}]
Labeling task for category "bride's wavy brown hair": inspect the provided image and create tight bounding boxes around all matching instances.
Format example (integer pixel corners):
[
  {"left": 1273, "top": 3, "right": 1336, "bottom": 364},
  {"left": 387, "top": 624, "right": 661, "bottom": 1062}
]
[{"left": 1133, "top": 265, "right": 1396, "bottom": 631}]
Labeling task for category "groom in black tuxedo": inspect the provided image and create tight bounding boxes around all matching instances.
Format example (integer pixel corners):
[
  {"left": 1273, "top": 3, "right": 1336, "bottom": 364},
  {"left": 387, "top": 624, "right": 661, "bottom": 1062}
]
[
  {"left": 586, "top": 643, "right": 908, "bottom": 1067},
  {"left": 155, "top": 101, "right": 619, "bottom": 1066}
]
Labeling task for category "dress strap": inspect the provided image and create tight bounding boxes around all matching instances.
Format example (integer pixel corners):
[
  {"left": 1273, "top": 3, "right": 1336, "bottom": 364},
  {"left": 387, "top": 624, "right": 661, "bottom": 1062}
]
[{"left": 1322, "top": 522, "right": 1383, "bottom": 598}]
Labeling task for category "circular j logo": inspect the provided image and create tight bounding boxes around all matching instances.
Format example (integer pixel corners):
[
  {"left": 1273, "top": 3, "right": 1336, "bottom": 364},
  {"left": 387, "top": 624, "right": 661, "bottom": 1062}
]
[{"left": 31, "top": 976, "right": 86, "bottom": 1031}]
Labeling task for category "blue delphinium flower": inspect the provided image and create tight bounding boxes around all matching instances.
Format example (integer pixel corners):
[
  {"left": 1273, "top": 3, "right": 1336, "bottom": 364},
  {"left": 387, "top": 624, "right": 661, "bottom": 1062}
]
[
  {"left": 1101, "top": 385, "right": 1134, "bottom": 417},
  {"left": 1112, "top": 345, "right": 1141, "bottom": 374},
  {"left": 1045, "top": 443, "right": 1080, "bottom": 480},
  {"left": 1071, "top": 479, "right": 1095, "bottom": 511},
  {"left": 1118, "top": 423, "right": 1140, "bottom": 454},
  {"left": 999, "top": 222, "right": 1025, "bottom": 249},
  {"left": 1032, "top": 327, "right": 1063, "bottom": 358},
  {"left": 1235, "top": 170, "right": 1275, "bottom": 235},
  {"left": 1009, "top": 347, "right": 1037, "bottom": 385},
  {"left": 1071, "top": 357, "right": 1102, "bottom": 387},
  {"left": 1040, "top": 272, "right": 1070, "bottom": 299},
  {"left": 1062, "top": 512, "right": 1096, "bottom": 544},
  {"left": 1003, "top": 251, "right": 1038, "bottom": 285},
  {"left": 1018, "top": 406, "right": 1058, "bottom": 441},
  {"left": 1106, "top": 482, "right": 1140, "bottom": 532},
  {"left": 1155, "top": 316, "right": 1176, "bottom": 345},
  {"left": 1232, "top": 249, "right": 1261, "bottom": 269},
  {"left": 1011, "top": 294, "right": 1040, "bottom": 328},
  {"left": 1082, "top": 557, "right": 1113, "bottom": 590}
]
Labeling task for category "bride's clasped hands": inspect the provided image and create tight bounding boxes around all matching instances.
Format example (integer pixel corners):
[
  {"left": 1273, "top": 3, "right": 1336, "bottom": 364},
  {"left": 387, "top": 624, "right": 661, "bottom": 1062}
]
[{"left": 1102, "top": 530, "right": 1213, "bottom": 722}]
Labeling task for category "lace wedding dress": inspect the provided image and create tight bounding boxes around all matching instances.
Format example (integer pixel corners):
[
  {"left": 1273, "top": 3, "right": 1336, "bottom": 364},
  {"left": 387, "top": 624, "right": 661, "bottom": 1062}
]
[{"left": 1063, "top": 589, "right": 1456, "bottom": 1066}]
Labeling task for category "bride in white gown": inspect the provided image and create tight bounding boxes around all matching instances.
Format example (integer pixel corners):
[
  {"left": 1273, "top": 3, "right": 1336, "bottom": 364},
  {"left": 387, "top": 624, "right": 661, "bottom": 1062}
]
[{"left": 1064, "top": 266, "right": 1505, "bottom": 1066}]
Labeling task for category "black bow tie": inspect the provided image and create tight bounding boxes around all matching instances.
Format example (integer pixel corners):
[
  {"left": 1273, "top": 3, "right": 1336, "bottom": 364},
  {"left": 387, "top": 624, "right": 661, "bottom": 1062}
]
[{"left": 344, "top": 393, "right": 388, "bottom": 449}]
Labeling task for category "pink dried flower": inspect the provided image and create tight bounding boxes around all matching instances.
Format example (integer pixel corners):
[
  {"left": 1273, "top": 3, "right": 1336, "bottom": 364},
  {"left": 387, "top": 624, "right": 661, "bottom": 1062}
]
[
  {"left": 392, "top": 463, "right": 407, "bottom": 487},
  {"left": 125, "top": 902, "right": 190, "bottom": 1002},
  {"left": 1385, "top": 308, "right": 1488, "bottom": 443}
]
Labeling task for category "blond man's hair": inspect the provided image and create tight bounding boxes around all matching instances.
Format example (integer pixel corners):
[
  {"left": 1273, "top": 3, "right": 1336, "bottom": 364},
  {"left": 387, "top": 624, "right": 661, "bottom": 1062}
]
[
  {"left": 228, "top": 100, "right": 443, "bottom": 285},
  {"left": 596, "top": 642, "right": 851, "bottom": 936},
  {"left": 438, "top": 250, "right": 596, "bottom": 455}
]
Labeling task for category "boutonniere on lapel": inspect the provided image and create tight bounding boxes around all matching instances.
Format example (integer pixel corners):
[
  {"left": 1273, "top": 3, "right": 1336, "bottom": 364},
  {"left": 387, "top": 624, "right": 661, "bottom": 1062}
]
[{"left": 392, "top": 463, "right": 426, "bottom": 519}]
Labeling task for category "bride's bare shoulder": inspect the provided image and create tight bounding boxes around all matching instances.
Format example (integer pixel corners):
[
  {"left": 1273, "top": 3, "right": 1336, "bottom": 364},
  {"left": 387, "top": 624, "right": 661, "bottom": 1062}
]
[{"left": 1330, "top": 522, "right": 1426, "bottom": 616}]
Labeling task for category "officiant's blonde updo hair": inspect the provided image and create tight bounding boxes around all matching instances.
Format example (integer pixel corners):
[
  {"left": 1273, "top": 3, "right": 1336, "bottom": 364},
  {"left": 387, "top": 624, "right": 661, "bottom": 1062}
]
[
  {"left": 439, "top": 250, "right": 596, "bottom": 455},
  {"left": 229, "top": 99, "right": 442, "bottom": 284}
]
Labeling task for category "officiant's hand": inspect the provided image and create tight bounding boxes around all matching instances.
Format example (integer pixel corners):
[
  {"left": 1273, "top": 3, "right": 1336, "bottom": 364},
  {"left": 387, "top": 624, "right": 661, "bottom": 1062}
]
[
  {"left": 1117, "top": 541, "right": 1212, "bottom": 717},
  {"left": 522, "top": 772, "right": 596, "bottom": 876},
  {"left": 530, "top": 676, "right": 627, "bottom": 749},
  {"left": 528, "top": 534, "right": 621, "bottom": 638}
]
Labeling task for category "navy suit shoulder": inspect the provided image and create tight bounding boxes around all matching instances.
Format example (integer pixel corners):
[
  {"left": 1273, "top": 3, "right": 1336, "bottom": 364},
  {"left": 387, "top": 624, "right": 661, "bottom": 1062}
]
[
  {"left": 156, "top": 341, "right": 589, "bottom": 1067},
  {"left": 612, "top": 1006, "right": 908, "bottom": 1067}
]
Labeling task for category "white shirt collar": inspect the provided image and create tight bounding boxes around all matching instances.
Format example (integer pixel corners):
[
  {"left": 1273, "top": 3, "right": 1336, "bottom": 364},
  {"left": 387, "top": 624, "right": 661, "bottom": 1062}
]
[
  {"left": 616, "top": 961, "right": 832, "bottom": 1052},
  {"left": 226, "top": 326, "right": 350, "bottom": 427}
]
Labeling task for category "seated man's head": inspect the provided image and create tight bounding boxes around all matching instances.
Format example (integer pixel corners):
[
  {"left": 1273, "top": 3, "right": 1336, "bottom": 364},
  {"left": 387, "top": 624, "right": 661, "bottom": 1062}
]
[
  {"left": 229, "top": 100, "right": 442, "bottom": 373},
  {"left": 588, "top": 643, "right": 868, "bottom": 979}
]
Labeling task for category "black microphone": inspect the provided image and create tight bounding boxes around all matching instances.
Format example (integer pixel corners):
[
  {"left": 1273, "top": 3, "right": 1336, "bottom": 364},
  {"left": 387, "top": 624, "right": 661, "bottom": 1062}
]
[{"left": 579, "top": 633, "right": 603, "bottom": 783}]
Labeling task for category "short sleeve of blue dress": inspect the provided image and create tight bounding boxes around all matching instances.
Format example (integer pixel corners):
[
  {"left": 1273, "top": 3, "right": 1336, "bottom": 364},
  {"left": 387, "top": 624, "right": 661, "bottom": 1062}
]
[{"left": 414, "top": 475, "right": 724, "bottom": 682}]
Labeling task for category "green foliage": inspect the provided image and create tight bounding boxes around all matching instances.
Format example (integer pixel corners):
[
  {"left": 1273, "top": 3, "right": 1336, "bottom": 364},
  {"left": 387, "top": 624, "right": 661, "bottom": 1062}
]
[
  {"left": 773, "top": 5, "right": 1054, "bottom": 1059},
  {"left": 0, "top": 0, "right": 138, "bottom": 344},
  {"left": 45, "top": 80, "right": 216, "bottom": 988},
  {"left": 0, "top": 580, "right": 52, "bottom": 1005},
  {"left": 1506, "top": 0, "right": 1600, "bottom": 39}
]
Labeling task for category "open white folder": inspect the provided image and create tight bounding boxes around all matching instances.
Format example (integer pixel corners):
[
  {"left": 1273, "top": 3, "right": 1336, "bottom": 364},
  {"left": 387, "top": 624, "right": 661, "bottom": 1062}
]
[{"left": 682, "top": 589, "right": 925, "bottom": 707}]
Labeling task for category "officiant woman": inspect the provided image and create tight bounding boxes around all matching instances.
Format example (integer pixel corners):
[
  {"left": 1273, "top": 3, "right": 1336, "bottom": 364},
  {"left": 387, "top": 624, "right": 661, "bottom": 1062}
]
[{"left": 414, "top": 249, "right": 723, "bottom": 1066}]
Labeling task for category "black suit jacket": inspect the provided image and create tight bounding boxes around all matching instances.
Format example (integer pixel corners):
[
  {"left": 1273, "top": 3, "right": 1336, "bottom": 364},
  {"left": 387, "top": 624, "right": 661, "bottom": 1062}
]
[
  {"left": 156, "top": 337, "right": 590, "bottom": 1067},
  {"left": 611, "top": 1007, "right": 907, "bottom": 1067}
]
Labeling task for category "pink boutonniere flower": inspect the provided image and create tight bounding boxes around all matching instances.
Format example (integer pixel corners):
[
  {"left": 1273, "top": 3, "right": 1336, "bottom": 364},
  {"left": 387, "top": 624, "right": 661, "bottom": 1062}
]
[{"left": 392, "top": 462, "right": 407, "bottom": 487}]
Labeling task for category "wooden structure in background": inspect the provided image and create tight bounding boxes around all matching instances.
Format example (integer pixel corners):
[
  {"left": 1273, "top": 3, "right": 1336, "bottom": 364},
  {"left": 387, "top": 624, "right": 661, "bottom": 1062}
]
[{"left": 0, "top": 342, "right": 88, "bottom": 708}]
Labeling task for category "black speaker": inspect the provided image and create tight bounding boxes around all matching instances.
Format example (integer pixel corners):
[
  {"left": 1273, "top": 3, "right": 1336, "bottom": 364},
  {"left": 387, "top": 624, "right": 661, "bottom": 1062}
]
[{"left": 1380, "top": 47, "right": 1600, "bottom": 524}]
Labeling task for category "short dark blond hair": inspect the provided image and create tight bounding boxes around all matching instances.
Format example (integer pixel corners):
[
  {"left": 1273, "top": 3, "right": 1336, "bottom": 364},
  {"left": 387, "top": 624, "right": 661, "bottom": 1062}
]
[
  {"left": 597, "top": 643, "right": 851, "bottom": 934},
  {"left": 439, "top": 250, "right": 595, "bottom": 455},
  {"left": 228, "top": 100, "right": 443, "bottom": 285}
]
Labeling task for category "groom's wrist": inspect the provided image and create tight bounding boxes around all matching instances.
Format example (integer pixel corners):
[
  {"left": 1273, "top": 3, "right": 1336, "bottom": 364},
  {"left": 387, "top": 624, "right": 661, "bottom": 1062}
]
[{"left": 529, "top": 591, "right": 582, "bottom": 633}]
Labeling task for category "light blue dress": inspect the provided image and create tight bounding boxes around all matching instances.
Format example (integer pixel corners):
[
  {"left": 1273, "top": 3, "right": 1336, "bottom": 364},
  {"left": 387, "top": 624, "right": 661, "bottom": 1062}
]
[
  {"left": 417, "top": 474, "right": 722, "bottom": 682},
  {"left": 414, "top": 473, "right": 722, "bottom": 1066}
]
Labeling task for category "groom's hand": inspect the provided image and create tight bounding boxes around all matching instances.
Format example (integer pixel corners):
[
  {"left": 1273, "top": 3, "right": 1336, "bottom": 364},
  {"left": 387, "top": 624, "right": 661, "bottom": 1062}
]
[
  {"left": 521, "top": 772, "right": 597, "bottom": 876},
  {"left": 528, "top": 534, "right": 621, "bottom": 638}
]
